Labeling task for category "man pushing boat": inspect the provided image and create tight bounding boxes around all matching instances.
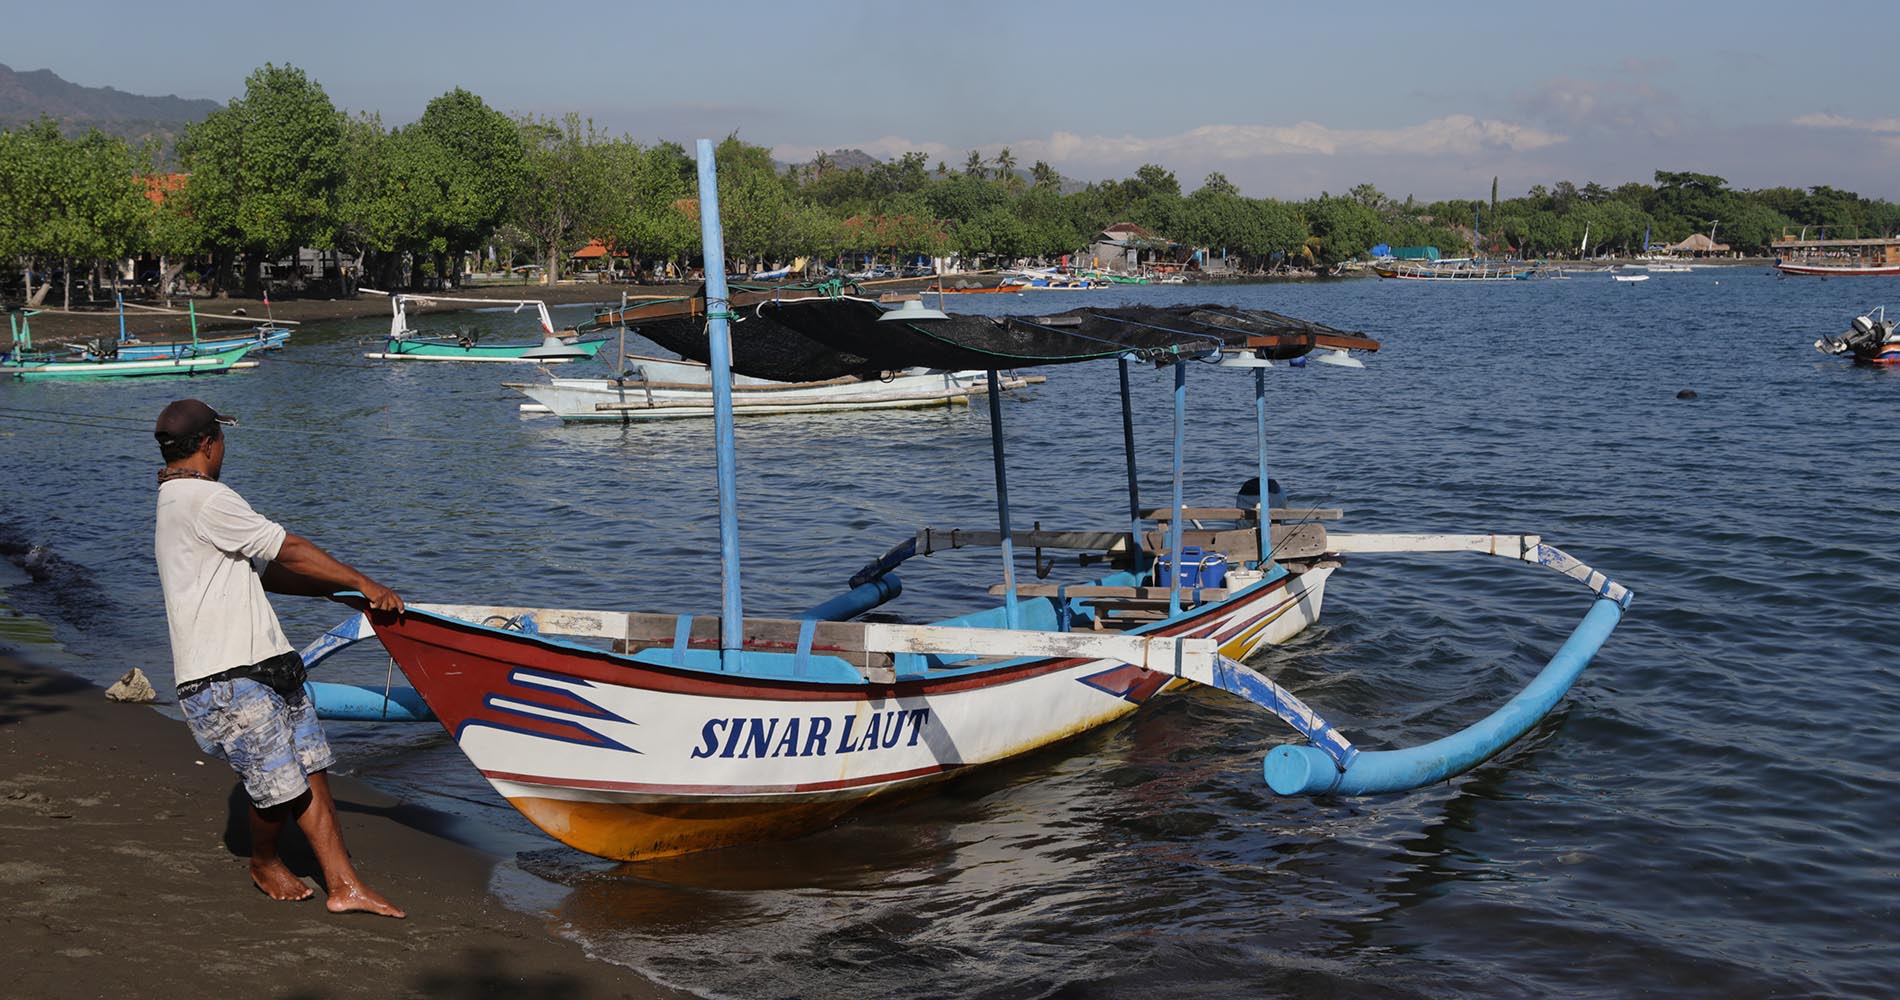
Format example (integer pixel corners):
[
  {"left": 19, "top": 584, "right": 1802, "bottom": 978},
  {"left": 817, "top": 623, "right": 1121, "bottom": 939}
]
[{"left": 152, "top": 398, "right": 406, "bottom": 918}]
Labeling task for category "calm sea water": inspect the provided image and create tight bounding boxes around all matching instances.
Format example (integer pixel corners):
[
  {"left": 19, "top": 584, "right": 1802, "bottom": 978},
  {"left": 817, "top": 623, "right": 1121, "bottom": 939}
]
[{"left": 2, "top": 271, "right": 1894, "bottom": 998}]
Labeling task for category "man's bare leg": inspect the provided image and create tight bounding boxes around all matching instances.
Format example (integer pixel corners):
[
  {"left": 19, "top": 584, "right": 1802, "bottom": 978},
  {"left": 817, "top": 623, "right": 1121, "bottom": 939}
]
[
  {"left": 290, "top": 770, "right": 405, "bottom": 918},
  {"left": 247, "top": 802, "right": 314, "bottom": 900}
]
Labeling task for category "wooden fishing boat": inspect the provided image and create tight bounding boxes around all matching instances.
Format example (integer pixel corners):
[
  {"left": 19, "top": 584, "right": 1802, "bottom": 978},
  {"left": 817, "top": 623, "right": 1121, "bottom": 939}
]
[
  {"left": 66, "top": 296, "right": 294, "bottom": 361},
  {"left": 302, "top": 141, "right": 1632, "bottom": 863},
  {"left": 508, "top": 355, "right": 1015, "bottom": 422},
  {"left": 363, "top": 292, "right": 607, "bottom": 362},
  {"left": 1814, "top": 306, "right": 1900, "bottom": 363},
  {"left": 8, "top": 342, "right": 257, "bottom": 380},
  {"left": 6, "top": 308, "right": 259, "bottom": 380},
  {"left": 1374, "top": 260, "right": 1538, "bottom": 281},
  {"left": 1773, "top": 230, "right": 1900, "bottom": 276}
]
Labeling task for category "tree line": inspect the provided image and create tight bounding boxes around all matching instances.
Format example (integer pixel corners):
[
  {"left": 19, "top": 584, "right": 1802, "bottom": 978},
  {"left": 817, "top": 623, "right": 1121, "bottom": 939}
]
[{"left": 5, "top": 63, "right": 1899, "bottom": 308}]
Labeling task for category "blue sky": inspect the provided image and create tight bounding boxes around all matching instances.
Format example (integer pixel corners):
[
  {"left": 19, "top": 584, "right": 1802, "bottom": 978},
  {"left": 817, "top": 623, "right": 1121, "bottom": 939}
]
[{"left": 10, "top": 1, "right": 1900, "bottom": 199}]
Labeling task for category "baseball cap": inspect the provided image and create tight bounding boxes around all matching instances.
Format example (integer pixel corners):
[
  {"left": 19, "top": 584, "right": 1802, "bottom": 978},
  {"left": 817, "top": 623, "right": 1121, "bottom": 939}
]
[{"left": 153, "top": 399, "right": 236, "bottom": 449}]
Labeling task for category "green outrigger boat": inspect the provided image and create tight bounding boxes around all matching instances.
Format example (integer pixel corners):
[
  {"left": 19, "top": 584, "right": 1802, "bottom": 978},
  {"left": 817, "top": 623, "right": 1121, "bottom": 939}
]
[
  {"left": 363, "top": 292, "right": 607, "bottom": 363},
  {"left": 6, "top": 309, "right": 258, "bottom": 381}
]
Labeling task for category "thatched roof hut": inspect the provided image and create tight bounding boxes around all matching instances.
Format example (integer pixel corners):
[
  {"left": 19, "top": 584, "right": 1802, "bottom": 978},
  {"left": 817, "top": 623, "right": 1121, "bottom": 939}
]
[{"left": 1667, "top": 233, "right": 1730, "bottom": 254}]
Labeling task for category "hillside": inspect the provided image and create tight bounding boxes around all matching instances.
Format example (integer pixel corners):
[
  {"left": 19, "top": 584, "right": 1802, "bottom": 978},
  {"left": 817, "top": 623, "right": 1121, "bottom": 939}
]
[{"left": 0, "top": 63, "right": 218, "bottom": 158}]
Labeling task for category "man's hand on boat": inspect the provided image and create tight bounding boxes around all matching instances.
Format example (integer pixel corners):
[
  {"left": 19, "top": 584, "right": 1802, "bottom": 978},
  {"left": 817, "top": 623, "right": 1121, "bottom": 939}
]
[{"left": 262, "top": 533, "right": 405, "bottom": 615}]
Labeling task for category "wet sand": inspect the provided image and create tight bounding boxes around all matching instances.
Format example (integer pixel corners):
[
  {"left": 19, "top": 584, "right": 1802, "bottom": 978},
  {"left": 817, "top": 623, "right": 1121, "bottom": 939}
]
[{"left": 0, "top": 656, "right": 681, "bottom": 999}]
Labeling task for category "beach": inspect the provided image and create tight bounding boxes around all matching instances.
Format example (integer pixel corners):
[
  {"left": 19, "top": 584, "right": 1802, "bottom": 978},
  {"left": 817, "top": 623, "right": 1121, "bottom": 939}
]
[
  {"left": 17, "top": 281, "right": 672, "bottom": 345},
  {"left": 0, "top": 655, "right": 679, "bottom": 1000}
]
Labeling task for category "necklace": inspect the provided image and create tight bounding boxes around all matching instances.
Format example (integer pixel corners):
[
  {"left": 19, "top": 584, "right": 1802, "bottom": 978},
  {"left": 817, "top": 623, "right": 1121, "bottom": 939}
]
[{"left": 157, "top": 467, "right": 216, "bottom": 485}]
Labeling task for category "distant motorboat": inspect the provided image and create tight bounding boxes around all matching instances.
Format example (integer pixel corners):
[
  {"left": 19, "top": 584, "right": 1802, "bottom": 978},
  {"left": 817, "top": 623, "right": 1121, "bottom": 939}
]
[
  {"left": 1814, "top": 305, "right": 1900, "bottom": 363},
  {"left": 1613, "top": 273, "right": 1650, "bottom": 283}
]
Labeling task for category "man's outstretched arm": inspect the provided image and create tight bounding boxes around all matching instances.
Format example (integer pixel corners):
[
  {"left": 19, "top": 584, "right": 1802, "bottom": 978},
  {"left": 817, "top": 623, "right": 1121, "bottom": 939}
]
[{"left": 262, "top": 533, "right": 404, "bottom": 613}]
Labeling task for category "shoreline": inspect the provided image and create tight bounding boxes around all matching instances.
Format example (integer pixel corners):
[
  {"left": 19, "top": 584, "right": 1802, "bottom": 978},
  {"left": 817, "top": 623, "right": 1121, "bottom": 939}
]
[
  {"left": 16, "top": 281, "right": 672, "bottom": 344},
  {"left": 0, "top": 654, "right": 680, "bottom": 999}
]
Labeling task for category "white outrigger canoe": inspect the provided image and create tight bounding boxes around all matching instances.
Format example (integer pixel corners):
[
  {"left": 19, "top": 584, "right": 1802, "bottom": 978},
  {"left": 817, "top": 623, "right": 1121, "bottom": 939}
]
[
  {"left": 302, "top": 141, "right": 1632, "bottom": 862},
  {"left": 507, "top": 354, "right": 1025, "bottom": 422}
]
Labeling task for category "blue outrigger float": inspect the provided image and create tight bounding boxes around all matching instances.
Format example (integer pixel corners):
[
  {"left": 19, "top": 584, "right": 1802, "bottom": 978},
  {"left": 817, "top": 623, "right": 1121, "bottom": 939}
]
[{"left": 303, "top": 140, "right": 1632, "bottom": 861}]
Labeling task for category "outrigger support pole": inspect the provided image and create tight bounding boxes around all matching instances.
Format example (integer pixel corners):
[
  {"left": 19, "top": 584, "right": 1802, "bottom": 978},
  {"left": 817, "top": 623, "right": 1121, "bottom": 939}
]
[
  {"left": 1118, "top": 358, "right": 1143, "bottom": 566},
  {"left": 695, "top": 138, "right": 747, "bottom": 664},
  {"left": 987, "top": 369, "right": 1020, "bottom": 629},
  {"left": 1254, "top": 366, "right": 1271, "bottom": 568},
  {"left": 1166, "top": 360, "right": 1188, "bottom": 617}
]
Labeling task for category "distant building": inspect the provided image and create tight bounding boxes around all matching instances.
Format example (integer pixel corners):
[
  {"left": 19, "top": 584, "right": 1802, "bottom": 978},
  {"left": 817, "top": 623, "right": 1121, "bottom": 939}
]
[{"left": 1088, "top": 222, "right": 1168, "bottom": 272}]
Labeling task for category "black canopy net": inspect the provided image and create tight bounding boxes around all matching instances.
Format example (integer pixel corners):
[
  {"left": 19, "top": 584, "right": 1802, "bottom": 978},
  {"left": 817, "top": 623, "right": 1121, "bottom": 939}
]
[{"left": 628, "top": 297, "right": 1372, "bottom": 383}]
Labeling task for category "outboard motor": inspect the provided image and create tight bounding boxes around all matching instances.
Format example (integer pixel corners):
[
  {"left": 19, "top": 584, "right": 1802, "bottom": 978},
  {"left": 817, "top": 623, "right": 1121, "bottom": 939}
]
[{"left": 1817, "top": 312, "right": 1886, "bottom": 357}]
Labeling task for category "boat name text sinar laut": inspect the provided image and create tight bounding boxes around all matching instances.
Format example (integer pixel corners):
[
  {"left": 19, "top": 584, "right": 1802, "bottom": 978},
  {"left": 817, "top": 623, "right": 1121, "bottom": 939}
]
[{"left": 689, "top": 708, "right": 933, "bottom": 759}]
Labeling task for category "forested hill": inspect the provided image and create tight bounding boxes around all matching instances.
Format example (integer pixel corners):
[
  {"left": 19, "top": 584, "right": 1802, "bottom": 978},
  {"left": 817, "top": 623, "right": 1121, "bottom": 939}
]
[{"left": 0, "top": 63, "right": 218, "bottom": 155}]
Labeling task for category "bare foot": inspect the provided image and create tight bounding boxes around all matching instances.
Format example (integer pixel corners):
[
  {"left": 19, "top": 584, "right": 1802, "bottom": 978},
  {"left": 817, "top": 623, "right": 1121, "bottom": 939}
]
[
  {"left": 325, "top": 882, "right": 405, "bottom": 919},
  {"left": 249, "top": 860, "right": 314, "bottom": 901}
]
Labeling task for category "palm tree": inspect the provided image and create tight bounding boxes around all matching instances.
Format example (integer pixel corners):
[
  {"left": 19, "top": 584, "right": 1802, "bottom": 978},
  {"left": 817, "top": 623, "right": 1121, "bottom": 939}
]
[
  {"left": 1031, "top": 160, "right": 1059, "bottom": 191},
  {"left": 963, "top": 149, "right": 986, "bottom": 180},
  {"left": 812, "top": 150, "right": 834, "bottom": 179},
  {"left": 994, "top": 146, "right": 1017, "bottom": 186}
]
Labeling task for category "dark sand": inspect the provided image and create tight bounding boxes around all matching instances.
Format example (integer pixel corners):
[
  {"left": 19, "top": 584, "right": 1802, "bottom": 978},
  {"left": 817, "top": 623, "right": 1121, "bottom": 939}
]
[{"left": 0, "top": 656, "right": 682, "bottom": 999}]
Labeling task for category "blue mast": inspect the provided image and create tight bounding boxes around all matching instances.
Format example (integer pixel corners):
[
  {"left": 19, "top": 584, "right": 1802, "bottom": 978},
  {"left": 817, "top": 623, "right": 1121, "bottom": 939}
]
[{"left": 694, "top": 139, "right": 746, "bottom": 664}]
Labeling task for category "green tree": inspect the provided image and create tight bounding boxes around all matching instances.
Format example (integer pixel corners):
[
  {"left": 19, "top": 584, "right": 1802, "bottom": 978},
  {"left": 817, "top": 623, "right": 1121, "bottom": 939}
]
[
  {"left": 512, "top": 113, "right": 612, "bottom": 282},
  {"left": 405, "top": 88, "right": 525, "bottom": 286},
  {"left": 177, "top": 64, "right": 346, "bottom": 295},
  {"left": 0, "top": 119, "right": 150, "bottom": 308}
]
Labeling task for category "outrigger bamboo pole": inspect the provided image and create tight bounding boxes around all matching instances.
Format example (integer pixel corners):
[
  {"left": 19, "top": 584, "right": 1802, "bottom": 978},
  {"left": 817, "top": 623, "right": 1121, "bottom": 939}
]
[
  {"left": 1255, "top": 366, "right": 1271, "bottom": 568},
  {"left": 1118, "top": 358, "right": 1143, "bottom": 566},
  {"left": 695, "top": 139, "right": 746, "bottom": 664},
  {"left": 987, "top": 369, "right": 1020, "bottom": 629},
  {"left": 1166, "top": 361, "right": 1188, "bottom": 617}
]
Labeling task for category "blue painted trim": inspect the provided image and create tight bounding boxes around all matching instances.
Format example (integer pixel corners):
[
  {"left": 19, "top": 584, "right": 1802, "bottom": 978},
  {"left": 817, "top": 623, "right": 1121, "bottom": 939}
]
[
  {"left": 1263, "top": 597, "right": 1627, "bottom": 796},
  {"left": 795, "top": 618, "right": 817, "bottom": 676},
  {"left": 695, "top": 138, "right": 746, "bottom": 663},
  {"left": 672, "top": 614, "right": 692, "bottom": 666}
]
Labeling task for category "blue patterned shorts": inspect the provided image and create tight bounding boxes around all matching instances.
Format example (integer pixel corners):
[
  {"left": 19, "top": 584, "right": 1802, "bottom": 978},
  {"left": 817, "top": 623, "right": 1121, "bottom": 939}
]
[{"left": 180, "top": 676, "right": 335, "bottom": 809}]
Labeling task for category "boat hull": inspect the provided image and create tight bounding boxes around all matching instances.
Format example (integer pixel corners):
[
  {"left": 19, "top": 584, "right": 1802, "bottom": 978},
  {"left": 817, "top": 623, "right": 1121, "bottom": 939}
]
[
  {"left": 107, "top": 327, "right": 290, "bottom": 359},
  {"left": 369, "top": 567, "right": 1331, "bottom": 860},
  {"left": 1774, "top": 261, "right": 1900, "bottom": 276},
  {"left": 6, "top": 343, "right": 255, "bottom": 380},
  {"left": 367, "top": 337, "right": 606, "bottom": 362},
  {"left": 511, "top": 369, "right": 998, "bottom": 422}
]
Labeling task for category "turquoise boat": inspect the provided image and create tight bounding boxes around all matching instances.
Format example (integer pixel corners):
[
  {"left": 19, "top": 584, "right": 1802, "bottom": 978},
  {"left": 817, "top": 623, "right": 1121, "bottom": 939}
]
[
  {"left": 9, "top": 342, "right": 256, "bottom": 381},
  {"left": 363, "top": 292, "right": 606, "bottom": 363}
]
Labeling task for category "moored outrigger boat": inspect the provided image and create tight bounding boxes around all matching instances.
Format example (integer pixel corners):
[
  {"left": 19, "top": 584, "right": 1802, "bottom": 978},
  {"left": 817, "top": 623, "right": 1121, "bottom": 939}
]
[
  {"left": 362, "top": 290, "right": 607, "bottom": 362},
  {"left": 1814, "top": 305, "right": 1900, "bottom": 364},
  {"left": 507, "top": 354, "right": 1022, "bottom": 422},
  {"left": 6, "top": 307, "right": 260, "bottom": 381},
  {"left": 304, "top": 140, "right": 1633, "bottom": 863}
]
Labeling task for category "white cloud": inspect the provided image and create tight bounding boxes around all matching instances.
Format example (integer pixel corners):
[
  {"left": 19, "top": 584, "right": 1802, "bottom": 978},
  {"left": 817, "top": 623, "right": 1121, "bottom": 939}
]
[
  {"left": 1793, "top": 112, "right": 1900, "bottom": 134},
  {"left": 788, "top": 115, "right": 1565, "bottom": 173}
]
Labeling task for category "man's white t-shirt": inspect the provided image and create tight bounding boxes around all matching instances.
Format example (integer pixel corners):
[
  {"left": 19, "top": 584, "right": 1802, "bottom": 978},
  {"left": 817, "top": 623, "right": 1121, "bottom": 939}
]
[{"left": 154, "top": 479, "right": 294, "bottom": 686}]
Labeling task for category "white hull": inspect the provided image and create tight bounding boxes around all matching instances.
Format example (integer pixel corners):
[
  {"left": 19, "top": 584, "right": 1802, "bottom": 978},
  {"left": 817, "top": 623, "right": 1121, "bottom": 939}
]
[{"left": 511, "top": 362, "right": 1015, "bottom": 422}]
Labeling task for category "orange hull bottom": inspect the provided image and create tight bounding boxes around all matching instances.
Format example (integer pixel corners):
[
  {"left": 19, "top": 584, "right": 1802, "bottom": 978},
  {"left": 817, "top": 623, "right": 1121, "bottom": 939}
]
[{"left": 509, "top": 794, "right": 880, "bottom": 861}]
